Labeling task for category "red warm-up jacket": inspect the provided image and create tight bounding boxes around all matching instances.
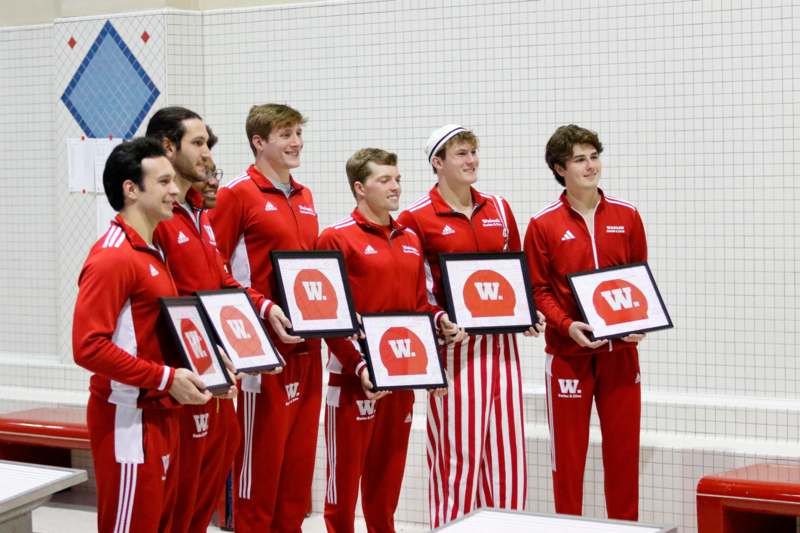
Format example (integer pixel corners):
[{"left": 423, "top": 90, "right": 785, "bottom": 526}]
[
  {"left": 153, "top": 187, "right": 272, "bottom": 315},
  {"left": 317, "top": 209, "right": 445, "bottom": 383},
  {"left": 209, "top": 165, "right": 320, "bottom": 358},
  {"left": 523, "top": 190, "right": 648, "bottom": 357},
  {"left": 73, "top": 215, "right": 179, "bottom": 409},
  {"left": 396, "top": 184, "right": 520, "bottom": 308}
]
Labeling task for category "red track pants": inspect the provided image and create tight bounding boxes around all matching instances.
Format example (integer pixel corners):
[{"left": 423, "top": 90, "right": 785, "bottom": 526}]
[
  {"left": 233, "top": 352, "right": 322, "bottom": 533},
  {"left": 87, "top": 395, "right": 180, "bottom": 533},
  {"left": 323, "top": 383, "right": 414, "bottom": 533},
  {"left": 545, "top": 345, "right": 641, "bottom": 520}
]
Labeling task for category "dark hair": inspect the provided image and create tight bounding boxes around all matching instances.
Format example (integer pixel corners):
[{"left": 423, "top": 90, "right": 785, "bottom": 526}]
[
  {"left": 145, "top": 106, "right": 202, "bottom": 150},
  {"left": 206, "top": 125, "right": 218, "bottom": 150},
  {"left": 545, "top": 125, "right": 604, "bottom": 186},
  {"left": 345, "top": 148, "right": 397, "bottom": 197},
  {"left": 103, "top": 137, "right": 167, "bottom": 211}
]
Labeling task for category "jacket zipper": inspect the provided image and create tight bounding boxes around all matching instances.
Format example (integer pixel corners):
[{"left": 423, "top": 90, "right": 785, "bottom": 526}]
[{"left": 570, "top": 203, "right": 613, "bottom": 351}]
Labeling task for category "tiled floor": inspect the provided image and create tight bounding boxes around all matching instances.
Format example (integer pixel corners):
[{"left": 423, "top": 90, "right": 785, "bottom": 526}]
[{"left": 32, "top": 504, "right": 428, "bottom": 532}]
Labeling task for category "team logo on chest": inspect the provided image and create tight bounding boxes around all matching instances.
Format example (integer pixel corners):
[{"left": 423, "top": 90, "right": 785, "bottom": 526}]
[
  {"left": 441, "top": 225, "right": 455, "bottom": 236},
  {"left": 264, "top": 201, "right": 278, "bottom": 212},
  {"left": 402, "top": 245, "right": 420, "bottom": 256},
  {"left": 355, "top": 399, "right": 376, "bottom": 420},
  {"left": 606, "top": 225, "right": 625, "bottom": 234},
  {"left": 298, "top": 205, "right": 316, "bottom": 216},
  {"left": 481, "top": 218, "right": 503, "bottom": 228},
  {"left": 203, "top": 224, "right": 217, "bottom": 246}
]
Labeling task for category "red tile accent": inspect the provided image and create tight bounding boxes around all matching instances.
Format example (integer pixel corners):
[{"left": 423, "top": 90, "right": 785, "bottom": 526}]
[
  {"left": 141, "top": 31, "right": 150, "bottom": 43},
  {"left": 68, "top": 36, "right": 76, "bottom": 49}
]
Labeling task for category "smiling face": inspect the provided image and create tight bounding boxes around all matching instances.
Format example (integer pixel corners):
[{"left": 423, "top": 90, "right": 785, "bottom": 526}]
[
  {"left": 555, "top": 143, "right": 602, "bottom": 193},
  {"left": 167, "top": 118, "right": 210, "bottom": 183},
  {"left": 254, "top": 123, "right": 304, "bottom": 173},
  {"left": 193, "top": 158, "right": 220, "bottom": 208},
  {"left": 356, "top": 162, "right": 401, "bottom": 214},
  {"left": 131, "top": 155, "right": 178, "bottom": 222},
  {"left": 433, "top": 139, "right": 479, "bottom": 187}
]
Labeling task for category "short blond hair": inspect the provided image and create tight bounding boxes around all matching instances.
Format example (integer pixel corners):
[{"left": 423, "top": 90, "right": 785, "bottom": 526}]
[
  {"left": 246, "top": 104, "right": 306, "bottom": 156},
  {"left": 346, "top": 148, "right": 398, "bottom": 198},
  {"left": 432, "top": 131, "right": 478, "bottom": 174}
]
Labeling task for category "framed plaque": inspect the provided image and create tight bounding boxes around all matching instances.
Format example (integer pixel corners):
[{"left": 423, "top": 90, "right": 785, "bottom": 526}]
[
  {"left": 271, "top": 250, "right": 358, "bottom": 338},
  {"left": 160, "top": 297, "right": 233, "bottom": 394},
  {"left": 196, "top": 289, "right": 285, "bottom": 373},
  {"left": 439, "top": 252, "right": 536, "bottom": 334},
  {"left": 360, "top": 313, "right": 447, "bottom": 391},
  {"left": 567, "top": 262, "right": 673, "bottom": 341}
]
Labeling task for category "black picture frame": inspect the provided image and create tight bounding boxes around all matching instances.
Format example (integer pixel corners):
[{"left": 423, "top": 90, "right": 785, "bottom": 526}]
[
  {"left": 195, "top": 289, "right": 285, "bottom": 373},
  {"left": 439, "top": 252, "right": 537, "bottom": 334},
  {"left": 270, "top": 250, "right": 358, "bottom": 338},
  {"left": 160, "top": 297, "right": 234, "bottom": 395},
  {"left": 567, "top": 262, "right": 673, "bottom": 341},
  {"left": 360, "top": 312, "right": 448, "bottom": 391}
]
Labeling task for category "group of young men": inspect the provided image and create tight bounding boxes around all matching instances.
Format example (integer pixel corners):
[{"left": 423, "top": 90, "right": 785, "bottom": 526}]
[{"left": 72, "top": 103, "right": 648, "bottom": 532}]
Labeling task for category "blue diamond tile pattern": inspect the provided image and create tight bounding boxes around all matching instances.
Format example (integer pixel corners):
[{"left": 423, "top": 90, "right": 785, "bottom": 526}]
[{"left": 61, "top": 21, "right": 160, "bottom": 139}]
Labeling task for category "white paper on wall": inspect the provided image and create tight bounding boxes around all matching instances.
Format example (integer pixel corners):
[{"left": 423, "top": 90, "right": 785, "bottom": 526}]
[
  {"left": 95, "top": 195, "right": 118, "bottom": 238},
  {"left": 66, "top": 137, "right": 122, "bottom": 193}
]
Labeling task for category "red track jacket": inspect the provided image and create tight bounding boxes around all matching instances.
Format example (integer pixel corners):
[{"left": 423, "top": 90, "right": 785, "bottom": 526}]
[
  {"left": 317, "top": 209, "right": 445, "bottom": 384},
  {"left": 523, "top": 190, "right": 648, "bottom": 356},
  {"left": 209, "top": 165, "right": 320, "bottom": 358},
  {"left": 396, "top": 185, "right": 520, "bottom": 308},
  {"left": 153, "top": 188, "right": 272, "bottom": 315},
  {"left": 73, "top": 215, "right": 179, "bottom": 409}
]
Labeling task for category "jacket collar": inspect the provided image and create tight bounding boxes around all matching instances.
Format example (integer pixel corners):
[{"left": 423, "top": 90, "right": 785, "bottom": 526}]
[
  {"left": 185, "top": 187, "right": 205, "bottom": 210},
  {"left": 247, "top": 164, "right": 305, "bottom": 194},
  {"left": 350, "top": 207, "right": 403, "bottom": 236},
  {"left": 113, "top": 214, "right": 156, "bottom": 252},
  {"left": 428, "top": 184, "right": 486, "bottom": 215},
  {"left": 559, "top": 188, "right": 606, "bottom": 213}
]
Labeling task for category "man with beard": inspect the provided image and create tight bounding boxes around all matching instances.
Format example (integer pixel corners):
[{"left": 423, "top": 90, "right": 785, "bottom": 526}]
[{"left": 146, "top": 107, "right": 298, "bottom": 532}]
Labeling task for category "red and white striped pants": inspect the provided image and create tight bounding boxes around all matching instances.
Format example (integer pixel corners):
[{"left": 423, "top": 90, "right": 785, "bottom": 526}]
[{"left": 426, "top": 333, "right": 527, "bottom": 528}]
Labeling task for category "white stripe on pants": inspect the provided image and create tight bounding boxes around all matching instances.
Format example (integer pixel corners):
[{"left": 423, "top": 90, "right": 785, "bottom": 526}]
[
  {"left": 238, "top": 390, "right": 256, "bottom": 499},
  {"left": 426, "top": 333, "right": 527, "bottom": 528},
  {"left": 113, "top": 462, "right": 138, "bottom": 533}
]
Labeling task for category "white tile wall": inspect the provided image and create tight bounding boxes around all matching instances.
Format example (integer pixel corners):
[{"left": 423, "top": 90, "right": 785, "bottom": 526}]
[
  {"left": 53, "top": 12, "right": 168, "bottom": 379},
  {"left": 0, "top": 1, "right": 798, "bottom": 532},
  {"left": 0, "top": 25, "right": 56, "bottom": 358}
]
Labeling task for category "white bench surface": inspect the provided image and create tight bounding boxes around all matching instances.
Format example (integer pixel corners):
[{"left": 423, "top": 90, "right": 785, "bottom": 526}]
[
  {"left": 0, "top": 461, "right": 86, "bottom": 514},
  {"left": 437, "top": 509, "right": 675, "bottom": 532}
]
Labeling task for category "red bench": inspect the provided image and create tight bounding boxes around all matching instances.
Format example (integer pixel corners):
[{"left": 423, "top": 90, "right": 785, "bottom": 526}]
[
  {"left": 0, "top": 407, "right": 89, "bottom": 466},
  {"left": 0, "top": 406, "right": 236, "bottom": 529},
  {"left": 697, "top": 463, "right": 800, "bottom": 532}
]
